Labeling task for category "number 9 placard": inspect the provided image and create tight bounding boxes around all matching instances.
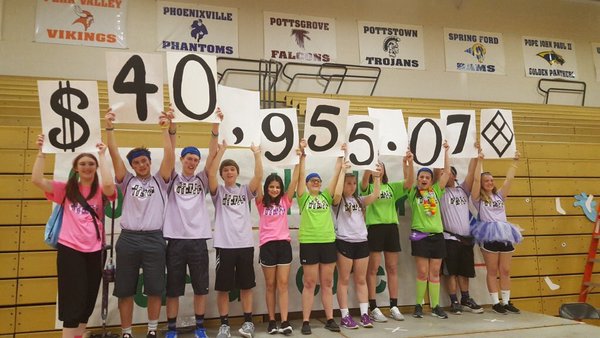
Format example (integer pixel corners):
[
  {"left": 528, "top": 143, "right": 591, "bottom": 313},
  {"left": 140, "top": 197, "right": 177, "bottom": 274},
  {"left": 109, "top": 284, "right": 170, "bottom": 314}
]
[{"left": 260, "top": 108, "right": 299, "bottom": 166}]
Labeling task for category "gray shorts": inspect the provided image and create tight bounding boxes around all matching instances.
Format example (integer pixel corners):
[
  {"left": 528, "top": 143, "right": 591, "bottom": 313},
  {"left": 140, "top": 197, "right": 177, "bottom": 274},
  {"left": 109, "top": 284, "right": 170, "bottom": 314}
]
[
  {"left": 113, "top": 229, "right": 166, "bottom": 298},
  {"left": 166, "top": 238, "right": 209, "bottom": 296}
]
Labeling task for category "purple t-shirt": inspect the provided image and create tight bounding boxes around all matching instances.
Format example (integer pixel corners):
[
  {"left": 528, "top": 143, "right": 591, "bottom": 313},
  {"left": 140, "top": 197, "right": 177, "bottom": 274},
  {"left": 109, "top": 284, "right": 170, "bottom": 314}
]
[
  {"left": 256, "top": 195, "right": 292, "bottom": 246},
  {"left": 212, "top": 184, "right": 256, "bottom": 248},
  {"left": 117, "top": 171, "right": 169, "bottom": 231},
  {"left": 440, "top": 182, "right": 471, "bottom": 239},
  {"left": 473, "top": 192, "right": 507, "bottom": 222},
  {"left": 163, "top": 170, "right": 211, "bottom": 239},
  {"left": 333, "top": 195, "right": 368, "bottom": 243}
]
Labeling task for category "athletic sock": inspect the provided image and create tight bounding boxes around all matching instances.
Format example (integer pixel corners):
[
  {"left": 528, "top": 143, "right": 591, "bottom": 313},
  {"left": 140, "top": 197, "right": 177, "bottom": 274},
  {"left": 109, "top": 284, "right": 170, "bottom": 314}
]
[
  {"left": 340, "top": 308, "right": 349, "bottom": 318},
  {"left": 416, "top": 279, "right": 428, "bottom": 305},
  {"left": 220, "top": 315, "right": 229, "bottom": 326},
  {"left": 167, "top": 317, "right": 177, "bottom": 331},
  {"left": 428, "top": 281, "right": 441, "bottom": 308},
  {"left": 490, "top": 292, "right": 500, "bottom": 304},
  {"left": 501, "top": 290, "right": 511, "bottom": 305},
  {"left": 195, "top": 314, "right": 205, "bottom": 329},
  {"left": 369, "top": 299, "right": 377, "bottom": 311},
  {"left": 390, "top": 298, "right": 398, "bottom": 308},
  {"left": 461, "top": 290, "right": 470, "bottom": 302},
  {"left": 243, "top": 312, "right": 253, "bottom": 323},
  {"left": 449, "top": 293, "right": 458, "bottom": 303},
  {"left": 359, "top": 302, "right": 369, "bottom": 315}
]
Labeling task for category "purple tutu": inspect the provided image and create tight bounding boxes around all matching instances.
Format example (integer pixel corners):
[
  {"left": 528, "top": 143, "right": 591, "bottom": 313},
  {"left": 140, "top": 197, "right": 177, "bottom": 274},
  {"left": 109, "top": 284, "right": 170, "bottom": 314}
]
[{"left": 470, "top": 220, "right": 523, "bottom": 245}]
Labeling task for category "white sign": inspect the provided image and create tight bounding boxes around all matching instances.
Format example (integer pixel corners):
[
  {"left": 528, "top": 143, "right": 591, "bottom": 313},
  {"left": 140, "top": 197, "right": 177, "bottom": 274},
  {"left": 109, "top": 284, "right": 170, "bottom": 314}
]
[
  {"left": 440, "top": 110, "right": 477, "bottom": 158},
  {"left": 480, "top": 109, "right": 516, "bottom": 159},
  {"left": 368, "top": 108, "right": 408, "bottom": 156},
  {"left": 106, "top": 52, "right": 165, "bottom": 124},
  {"left": 408, "top": 117, "right": 446, "bottom": 168},
  {"left": 156, "top": 1, "right": 238, "bottom": 56},
  {"left": 592, "top": 43, "right": 600, "bottom": 82},
  {"left": 260, "top": 108, "right": 300, "bottom": 167},
  {"left": 38, "top": 80, "right": 102, "bottom": 154},
  {"left": 358, "top": 21, "right": 425, "bottom": 70},
  {"left": 35, "top": 0, "right": 127, "bottom": 48},
  {"left": 444, "top": 28, "right": 505, "bottom": 75},
  {"left": 303, "top": 98, "right": 349, "bottom": 157},
  {"left": 346, "top": 115, "right": 379, "bottom": 170},
  {"left": 264, "top": 11, "right": 336, "bottom": 64},
  {"left": 522, "top": 36, "right": 578, "bottom": 79},
  {"left": 166, "top": 52, "right": 218, "bottom": 123},
  {"left": 217, "top": 85, "right": 261, "bottom": 147}
]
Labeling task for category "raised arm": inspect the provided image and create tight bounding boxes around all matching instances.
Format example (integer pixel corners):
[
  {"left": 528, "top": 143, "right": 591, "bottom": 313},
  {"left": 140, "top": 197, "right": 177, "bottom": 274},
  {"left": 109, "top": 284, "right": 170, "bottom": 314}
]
[
  {"left": 332, "top": 160, "right": 349, "bottom": 206},
  {"left": 104, "top": 108, "right": 127, "bottom": 182},
  {"left": 361, "top": 167, "right": 371, "bottom": 193},
  {"left": 403, "top": 149, "right": 415, "bottom": 189},
  {"left": 363, "top": 164, "right": 382, "bottom": 205},
  {"left": 328, "top": 156, "right": 344, "bottom": 195},
  {"left": 97, "top": 142, "right": 116, "bottom": 198},
  {"left": 158, "top": 111, "right": 175, "bottom": 182},
  {"left": 296, "top": 139, "right": 307, "bottom": 199},
  {"left": 204, "top": 108, "right": 223, "bottom": 172},
  {"left": 285, "top": 141, "right": 306, "bottom": 201},
  {"left": 248, "top": 143, "right": 263, "bottom": 194},
  {"left": 463, "top": 156, "right": 478, "bottom": 193},
  {"left": 437, "top": 141, "right": 451, "bottom": 189},
  {"left": 31, "top": 134, "right": 54, "bottom": 193},
  {"left": 208, "top": 140, "right": 227, "bottom": 195},
  {"left": 471, "top": 150, "right": 484, "bottom": 201},
  {"left": 499, "top": 151, "right": 520, "bottom": 199}
]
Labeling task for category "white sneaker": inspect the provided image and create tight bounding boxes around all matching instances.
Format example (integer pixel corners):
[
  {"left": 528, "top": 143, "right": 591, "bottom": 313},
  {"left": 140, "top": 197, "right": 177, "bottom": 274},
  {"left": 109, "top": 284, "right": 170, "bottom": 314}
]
[
  {"left": 390, "top": 306, "right": 405, "bottom": 321},
  {"left": 369, "top": 307, "right": 388, "bottom": 322},
  {"left": 238, "top": 321, "right": 254, "bottom": 338}
]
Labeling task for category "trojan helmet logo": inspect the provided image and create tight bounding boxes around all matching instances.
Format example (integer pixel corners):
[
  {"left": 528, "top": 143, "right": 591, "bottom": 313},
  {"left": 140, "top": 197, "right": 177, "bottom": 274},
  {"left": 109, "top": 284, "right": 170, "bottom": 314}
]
[
  {"left": 465, "top": 43, "right": 486, "bottom": 63},
  {"left": 191, "top": 19, "right": 209, "bottom": 42},
  {"left": 72, "top": 5, "right": 94, "bottom": 31},
  {"left": 291, "top": 29, "right": 310, "bottom": 49},
  {"left": 537, "top": 50, "right": 565, "bottom": 65},
  {"left": 383, "top": 36, "right": 400, "bottom": 58}
]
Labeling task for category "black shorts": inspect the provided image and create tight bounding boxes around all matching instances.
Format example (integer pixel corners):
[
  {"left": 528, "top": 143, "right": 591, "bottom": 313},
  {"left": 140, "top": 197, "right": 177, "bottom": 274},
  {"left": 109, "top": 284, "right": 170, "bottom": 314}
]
[
  {"left": 166, "top": 239, "right": 209, "bottom": 297},
  {"left": 299, "top": 242, "right": 337, "bottom": 265},
  {"left": 442, "top": 239, "right": 475, "bottom": 278},
  {"left": 367, "top": 223, "right": 401, "bottom": 252},
  {"left": 260, "top": 240, "right": 293, "bottom": 267},
  {"left": 336, "top": 239, "right": 370, "bottom": 260},
  {"left": 215, "top": 247, "right": 256, "bottom": 291},
  {"left": 482, "top": 241, "right": 515, "bottom": 253},
  {"left": 411, "top": 233, "right": 446, "bottom": 259}
]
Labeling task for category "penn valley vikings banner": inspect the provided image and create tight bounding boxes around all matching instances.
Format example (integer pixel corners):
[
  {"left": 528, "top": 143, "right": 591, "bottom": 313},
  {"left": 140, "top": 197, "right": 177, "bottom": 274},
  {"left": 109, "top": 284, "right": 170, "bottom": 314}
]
[
  {"left": 35, "top": 0, "right": 127, "bottom": 48},
  {"left": 443, "top": 28, "right": 505, "bottom": 75},
  {"left": 156, "top": 1, "right": 238, "bottom": 56},
  {"left": 264, "top": 11, "right": 336, "bottom": 64},
  {"left": 522, "top": 36, "right": 577, "bottom": 79},
  {"left": 358, "top": 21, "right": 425, "bottom": 70},
  {"left": 592, "top": 43, "right": 600, "bottom": 82}
]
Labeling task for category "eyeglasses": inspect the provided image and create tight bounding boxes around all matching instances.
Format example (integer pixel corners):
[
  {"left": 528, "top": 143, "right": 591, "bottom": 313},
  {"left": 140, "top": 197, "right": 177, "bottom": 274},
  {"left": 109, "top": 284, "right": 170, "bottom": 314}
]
[{"left": 308, "top": 178, "right": 322, "bottom": 184}]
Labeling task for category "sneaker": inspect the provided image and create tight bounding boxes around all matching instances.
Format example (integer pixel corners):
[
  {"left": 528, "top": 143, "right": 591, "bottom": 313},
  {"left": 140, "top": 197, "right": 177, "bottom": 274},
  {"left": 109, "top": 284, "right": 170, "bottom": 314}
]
[
  {"left": 432, "top": 305, "right": 448, "bottom": 319},
  {"left": 301, "top": 321, "right": 311, "bottom": 335},
  {"left": 492, "top": 302, "right": 508, "bottom": 315},
  {"left": 390, "top": 306, "right": 405, "bottom": 321},
  {"left": 360, "top": 313, "right": 374, "bottom": 328},
  {"left": 146, "top": 330, "right": 157, "bottom": 338},
  {"left": 504, "top": 301, "right": 521, "bottom": 314},
  {"left": 165, "top": 330, "right": 177, "bottom": 338},
  {"left": 279, "top": 321, "right": 293, "bottom": 335},
  {"left": 194, "top": 327, "right": 208, "bottom": 338},
  {"left": 340, "top": 314, "right": 359, "bottom": 329},
  {"left": 369, "top": 307, "right": 388, "bottom": 322},
  {"left": 216, "top": 324, "right": 231, "bottom": 338},
  {"left": 122, "top": 334, "right": 133, "bottom": 338},
  {"left": 324, "top": 319, "right": 340, "bottom": 332},
  {"left": 413, "top": 304, "right": 424, "bottom": 318},
  {"left": 461, "top": 297, "right": 484, "bottom": 314},
  {"left": 267, "top": 321, "right": 278, "bottom": 334},
  {"left": 238, "top": 322, "right": 255, "bottom": 338},
  {"left": 450, "top": 301, "right": 463, "bottom": 315}
]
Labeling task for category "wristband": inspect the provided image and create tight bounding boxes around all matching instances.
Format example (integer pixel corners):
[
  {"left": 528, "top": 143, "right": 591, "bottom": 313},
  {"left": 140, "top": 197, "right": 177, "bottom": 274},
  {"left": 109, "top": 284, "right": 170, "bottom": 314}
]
[
  {"left": 168, "top": 129, "right": 176, "bottom": 135},
  {"left": 211, "top": 131, "right": 219, "bottom": 137},
  {"left": 105, "top": 127, "right": 114, "bottom": 131}
]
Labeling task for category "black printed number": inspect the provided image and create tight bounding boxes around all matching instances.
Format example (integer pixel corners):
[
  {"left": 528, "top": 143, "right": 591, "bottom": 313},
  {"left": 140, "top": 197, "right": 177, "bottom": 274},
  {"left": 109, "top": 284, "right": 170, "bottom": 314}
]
[
  {"left": 307, "top": 105, "right": 340, "bottom": 152},
  {"left": 172, "top": 54, "right": 216, "bottom": 121},
  {"left": 410, "top": 119, "right": 442, "bottom": 166},
  {"left": 348, "top": 121, "right": 374, "bottom": 166},
  {"left": 446, "top": 114, "right": 471, "bottom": 154},
  {"left": 262, "top": 113, "right": 294, "bottom": 162},
  {"left": 112, "top": 55, "right": 159, "bottom": 122}
]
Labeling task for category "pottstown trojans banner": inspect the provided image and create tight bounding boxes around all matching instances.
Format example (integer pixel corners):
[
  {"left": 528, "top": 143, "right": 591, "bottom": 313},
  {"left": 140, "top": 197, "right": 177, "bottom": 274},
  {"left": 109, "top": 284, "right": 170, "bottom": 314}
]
[
  {"left": 358, "top": 21, "right": 425, "bottom": 70},
  {"left": 35, "top": 0, "right": 127, "bottom": 48},
  {"left": 264, "top": 11, "right": 336, "bottom": 64},
  {"left": 523, "top": 36, "right": 577, "bottom": 79},
  {"left": 157, "top": 1, "right": 238, "bottom": 56},
  {"left": 444, "top": 28, "right": 505, "bottom": 75},
  {"left": 592, "top": 43, "right": 600, "bottom": 82}
]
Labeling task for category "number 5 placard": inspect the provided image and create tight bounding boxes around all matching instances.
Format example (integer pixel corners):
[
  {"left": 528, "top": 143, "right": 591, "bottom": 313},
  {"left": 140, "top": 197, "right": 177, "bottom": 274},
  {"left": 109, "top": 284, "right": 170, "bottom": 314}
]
[
  {"left": 346, "top": 115, "right": 379, "bottom": 170},
  {"left": 303, "top": 98, "right": 349, "bottom": 157}
]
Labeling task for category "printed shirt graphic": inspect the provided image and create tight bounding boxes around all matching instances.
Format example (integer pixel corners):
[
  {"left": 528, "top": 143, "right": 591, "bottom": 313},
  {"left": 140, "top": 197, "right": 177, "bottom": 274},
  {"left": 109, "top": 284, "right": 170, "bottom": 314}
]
[
  {"left": 408, "top": 183, "right": 445, "bottom": 234},
  {"left": 46, "top": 181, "right": 117, "bottom": 252},
  {"left": 362, "top": 181, "right": 407, "bottom": 226},
  {"left": 333, "top": 196, "right": 368, "bottom": 243},
  {"left": 212, "top": 184, "right": 256, "bottom": 248},
  {"left": 163, "top": 170, "right": 211, "bottom": 239},
  {"left": 118, "top": 171, "right": 168, "bottom": 231},
  {"left": 298, "top": 190, "right": 335, "bottom": 244},
  {"left": 473, "top": 192, "right": 507, "bottom": 222},
  {"left": 256, "top": 194, "right": 292, "bottom": 246},
  {"left": 440, "top": 182, "right": 471, "bottom": 238}
]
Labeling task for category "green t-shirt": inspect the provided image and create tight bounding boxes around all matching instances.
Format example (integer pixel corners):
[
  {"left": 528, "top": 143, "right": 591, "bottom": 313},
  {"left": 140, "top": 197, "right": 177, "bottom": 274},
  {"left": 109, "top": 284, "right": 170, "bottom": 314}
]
[
  {"left": 408, "top": 183, "right": 444, "bottom": 234},
  {"left": 362, "top": 181, "right": 408, "bottom": 226},
  {"left": 298, "top": 189, "right": 335, "bottom": 243}
]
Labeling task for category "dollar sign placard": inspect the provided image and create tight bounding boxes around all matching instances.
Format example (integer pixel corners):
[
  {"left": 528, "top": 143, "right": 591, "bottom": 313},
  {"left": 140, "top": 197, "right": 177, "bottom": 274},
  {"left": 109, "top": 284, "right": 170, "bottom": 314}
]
[{"left": 38, "top": 80, "right": 102, "bottom": 154}]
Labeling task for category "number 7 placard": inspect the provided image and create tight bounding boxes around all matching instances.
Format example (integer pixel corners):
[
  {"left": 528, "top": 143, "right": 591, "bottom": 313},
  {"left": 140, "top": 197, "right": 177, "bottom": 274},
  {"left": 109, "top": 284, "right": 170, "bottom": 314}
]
[{"left": 441, "top": 110, "right": 477, "bottom": 158}]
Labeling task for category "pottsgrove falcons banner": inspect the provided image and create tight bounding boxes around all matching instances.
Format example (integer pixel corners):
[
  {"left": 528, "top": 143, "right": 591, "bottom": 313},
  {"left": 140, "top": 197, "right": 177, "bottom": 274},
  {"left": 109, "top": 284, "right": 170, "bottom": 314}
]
[
  {"left": 156, "top": 1, "right": 238, "bottom": 56},
  {"left": 264, "top": 11, "right": 336, "bottom": 64},
  {"left": 35, "top": 0, "right": 127, "bottom": 48},
  {"left": 358, "top": 21, "right": 425, "bottom": 70},
  {"left": 522, "top": 36, "right": 577, "bottom": 79},
  {"left": 592, "top": 43, "right": 600, "bottom": 82},
  {"left": 444, "top": 28, "right": 505, "bottom": 75}
]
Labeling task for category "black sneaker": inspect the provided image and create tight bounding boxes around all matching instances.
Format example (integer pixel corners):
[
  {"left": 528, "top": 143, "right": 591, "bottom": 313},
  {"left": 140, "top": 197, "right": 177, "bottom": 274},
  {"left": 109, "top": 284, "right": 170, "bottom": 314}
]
[
  {"left": 324, "top": 319, "right": 340, "bottom": 332},
  {"left": 413, "top": 304, "right": 424, "bottom": 318},
  {"left": 450, "top": 301, "right": 463, "bottom": 315},
  {"left": 432, "top": 305, "right": 449, "bottom": 319},
  {"left": 267, "top": 320, "right": 278, "bottom": 334},
  {"left": 461, "top": 297, "right": 484, "bottom": 314},
  {"left": 279, "top": 321, "right": 293, "bottom": 335},
  {"left": 301, "top": 321, "right": 311, "bottom": 335},
  {"left": 146, "top": 330, "right": 157, "bottom": 338},
  {"left": 504, "top": 301, "right": 521, "bottom": 314},
  {"left": 492, "top": 302, "right": 508, "bottom": 314}
]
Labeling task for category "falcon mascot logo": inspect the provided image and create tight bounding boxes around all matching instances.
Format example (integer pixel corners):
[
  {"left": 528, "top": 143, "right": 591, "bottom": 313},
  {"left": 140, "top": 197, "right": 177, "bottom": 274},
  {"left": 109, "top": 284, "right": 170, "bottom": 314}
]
[
  {"left": 291, "top": 29, "right": 310, "bottom": 49},
  {"left": 465, "top": 43, "right": 486, "bottom": 63},
  {"left": 72, "top": 5, "right": 94, "bottom": 31},
  {"left": 537, "top": 50, "right": 565, "bottom": 65}
]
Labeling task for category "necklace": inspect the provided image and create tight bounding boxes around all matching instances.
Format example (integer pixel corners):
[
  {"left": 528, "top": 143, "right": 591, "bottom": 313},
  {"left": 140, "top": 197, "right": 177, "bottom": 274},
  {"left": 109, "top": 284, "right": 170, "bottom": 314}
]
[{"left": 419, "top": 188, "right": 438, "bottom": 217}]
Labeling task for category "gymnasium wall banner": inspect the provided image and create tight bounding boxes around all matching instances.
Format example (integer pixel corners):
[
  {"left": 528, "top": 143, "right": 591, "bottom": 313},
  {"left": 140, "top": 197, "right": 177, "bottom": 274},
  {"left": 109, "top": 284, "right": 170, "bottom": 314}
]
[
  {"left": 34, "top": 0, "right": 127, "bottom": 48},
  {"left": 522, "top": 36, "right": 577, "bottom": 79},
  {"left": 357, "top": 21, "right": 425, "bottom": 70},
  {"left": 156, "top": 1, "right": 238, "bottom": 56},
  {"left": 592, "top": 43, "right": 600, "bottom": 82},
  {"left": 264, "top": 11, "right": 336, "bottom": 64},
  {"left": 443, "top": 28, "right": 505, "bottom": 75}
]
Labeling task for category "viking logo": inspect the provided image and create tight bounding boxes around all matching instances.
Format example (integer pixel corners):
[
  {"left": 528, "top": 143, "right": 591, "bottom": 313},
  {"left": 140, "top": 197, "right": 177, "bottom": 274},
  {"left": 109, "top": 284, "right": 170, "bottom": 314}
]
[
  {"left": 383, "top": 36, "right": 400, "bottom": 57},
  {"left": 72, "top": 5, "right": 94, "bottom": 31},
  {"left": 291, "top": 29, "right": 310, "bottom": 49},
  {"left": 537, "top": 50, "right": 565, "bottom": 65},
  {"left": 465, "top": 43, "right": 486, "bottom": 63},
  {"left": 191, "top": 19, "right": 208, "bottom": 42}
]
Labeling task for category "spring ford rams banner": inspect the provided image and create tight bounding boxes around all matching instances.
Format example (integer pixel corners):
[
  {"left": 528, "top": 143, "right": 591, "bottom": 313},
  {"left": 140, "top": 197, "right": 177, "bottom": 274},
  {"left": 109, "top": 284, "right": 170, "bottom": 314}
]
[
  {"left": 593, "top": 43, "right": 600, "bottom": 82},
  {"left": 523, "top": 36, "right": 577, "bottom": 79},
  {"left": 157, "top": 1, "right": 238, "bottom": 56},
  {"left": 444, "top": 28, "right": 505, "bottom": 75},
  {"left": 35, "top": 0, "right": 127, "bottom": 48},
  {"left": 264, "top": 11, "right": 336, "bottom": 64},
  {"left": 358, "top": 21, "right": 425, "bottom": 70}
]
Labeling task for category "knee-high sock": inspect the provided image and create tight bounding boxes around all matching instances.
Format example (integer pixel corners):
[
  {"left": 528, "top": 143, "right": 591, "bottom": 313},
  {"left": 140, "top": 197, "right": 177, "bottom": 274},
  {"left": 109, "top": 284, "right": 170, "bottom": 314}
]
[
  {"left": 416, "top": 279, "right": 428, "bottom": 305},
  {"left": 428, "top": 281, "right": 441, "bottom": 308}
]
